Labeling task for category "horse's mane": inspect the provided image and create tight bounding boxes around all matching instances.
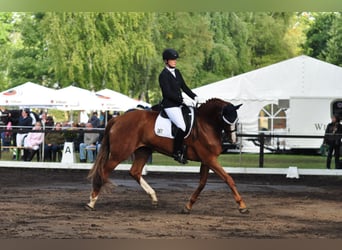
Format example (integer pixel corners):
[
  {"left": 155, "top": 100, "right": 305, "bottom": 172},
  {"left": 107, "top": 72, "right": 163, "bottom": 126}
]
[{"left": 198, "top": 98, "right": 228, "bottom": 119}]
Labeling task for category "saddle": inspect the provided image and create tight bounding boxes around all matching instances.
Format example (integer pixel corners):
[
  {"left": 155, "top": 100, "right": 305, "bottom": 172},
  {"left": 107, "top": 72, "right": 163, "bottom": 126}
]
[{"left": 154, "top": 105, "right": 195, "bottom": 139}]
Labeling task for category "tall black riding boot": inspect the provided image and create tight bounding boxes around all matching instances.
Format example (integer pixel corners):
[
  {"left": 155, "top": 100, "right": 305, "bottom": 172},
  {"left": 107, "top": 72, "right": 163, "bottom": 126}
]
[{"left": 173, "top": 129, "right": 188, "bottom": 164}]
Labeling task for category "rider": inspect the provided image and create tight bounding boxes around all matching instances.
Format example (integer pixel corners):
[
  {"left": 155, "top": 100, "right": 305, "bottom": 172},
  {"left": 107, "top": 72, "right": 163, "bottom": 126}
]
[{"left": 159, "top": 48, "right": 198, "bottom": 164}]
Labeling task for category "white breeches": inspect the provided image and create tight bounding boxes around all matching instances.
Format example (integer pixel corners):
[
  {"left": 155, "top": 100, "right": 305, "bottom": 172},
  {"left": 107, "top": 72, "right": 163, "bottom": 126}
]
[{"left": 164, "top": 107, "right": 186, "bottom": 132}]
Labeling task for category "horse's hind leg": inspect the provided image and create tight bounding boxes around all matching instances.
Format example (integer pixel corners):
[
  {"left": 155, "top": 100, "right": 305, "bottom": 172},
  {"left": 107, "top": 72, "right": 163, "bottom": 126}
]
[
  {"left": 129, "top": 147, "right": 158, "bottom": 206},
  {"left": 182, "top": 164, "right": 209, "bottom": 214},
  {"left": 87, "top": 158, "right": 120, "bottom": 210}
]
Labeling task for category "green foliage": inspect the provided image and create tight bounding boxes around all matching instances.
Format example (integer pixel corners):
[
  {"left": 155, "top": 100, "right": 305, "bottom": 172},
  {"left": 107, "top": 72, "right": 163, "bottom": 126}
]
[
  {"left": 247, "top": 12, "right": 296, "bottom": 68},
  {"left": 3, "top": 11, "right": 337, "bottom": 104},
  {"left": 0, "top": 13, "right": 15, "bottom": 90},
  {"left": 4, "top": 13, "right": 53, "bottom": 87},
  {"left": 302, "top": 12, "right": 342, "bottom": 66},
  {"left": 325, "top": 13, "right": 342, "bottom": 66},
  {"left": 303, "top": 13, "right": 337, "bottom": 59}
]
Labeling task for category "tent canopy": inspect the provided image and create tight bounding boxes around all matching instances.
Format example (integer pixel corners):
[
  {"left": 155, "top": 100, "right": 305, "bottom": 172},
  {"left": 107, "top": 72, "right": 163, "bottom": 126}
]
[
  {"left": 95, "top": 88, "right": 150, "bottom": 111},
  {"left": 56, "top": 86, "right": 151, "bottom": 111},
  {"left": 56, "top": 86, "right": 101, "bottom": 110},
  {"left": 0, "top": 83, "right": 151, "bottom": 112},
  {"left": 0, "top": 82, "right": 60, "bottom": 107},
  {"left": 193, "top": 55, "right": 342, "bottom": 102}
]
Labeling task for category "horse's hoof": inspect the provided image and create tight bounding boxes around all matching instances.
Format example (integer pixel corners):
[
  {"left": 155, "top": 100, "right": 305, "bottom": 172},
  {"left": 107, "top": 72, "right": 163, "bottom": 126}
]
[
  {"left": 239, "top": 208, "right": 249, "bottom": 214},
  {"left": 152, "top": 201, "right": 159, "bottom": 207},
  {"left": 181, "top": 207, "right": 191, "bottom": 214},
  {"left": 84, "top": 204, "right": 95, "bottom": 211}
]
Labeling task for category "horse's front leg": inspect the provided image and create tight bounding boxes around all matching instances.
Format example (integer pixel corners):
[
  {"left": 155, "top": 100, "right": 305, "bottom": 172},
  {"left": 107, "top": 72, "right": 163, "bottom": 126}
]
[
  {"left": 207, "top": 158, "right": 249, "bottom": 214},
  {"left": 182, "top": 163, "right": 210, "bottom": 214}
]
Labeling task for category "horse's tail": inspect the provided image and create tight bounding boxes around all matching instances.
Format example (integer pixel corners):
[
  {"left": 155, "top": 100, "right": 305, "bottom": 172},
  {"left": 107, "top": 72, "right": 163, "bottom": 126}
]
[{"left": 87, "top": 117, "right": 116, "bottom": 189}]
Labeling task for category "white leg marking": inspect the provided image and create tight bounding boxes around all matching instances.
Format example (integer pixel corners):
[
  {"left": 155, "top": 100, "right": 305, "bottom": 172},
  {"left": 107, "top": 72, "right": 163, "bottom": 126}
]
[
  {"left": 139, "top": 177, "right": 158, "bottom": 204},
  {"left": 87, "top": 195, "right": 98, "bottom": 209}
]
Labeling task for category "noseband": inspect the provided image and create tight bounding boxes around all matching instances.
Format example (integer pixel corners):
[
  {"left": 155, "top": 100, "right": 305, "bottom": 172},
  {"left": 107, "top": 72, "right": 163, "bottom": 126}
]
[
  {"left": 221, "top": 110, "right": 238, "bottom": 133},
  {"left": 222, "top": 115, "right": 238, "bottom": 127}
]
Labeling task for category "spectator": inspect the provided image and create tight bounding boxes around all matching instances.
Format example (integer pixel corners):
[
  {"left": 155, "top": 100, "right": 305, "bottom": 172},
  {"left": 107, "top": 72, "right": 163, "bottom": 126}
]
[
  {"left": 44, "top": 122, "right": 65, "bottom": 162},
  {"left": 1, "top": 114, "right": 12, "bottom": 151},
  {"left": 324, "top": 115, "right": 342, "bottom": 169},
  {"left": 89, "top": 111, "right": 100, "bottom": 128},
  {"left": 73, "top": 122, "right": 84, "bottom": 152},
  {"left": 79, "top": 123, "right": 99, "bottom": 163},
  {"left": 23, "top": 121, "right": 44, "bottom": 161},
  {"left": 99, "top": 111, "right": 105, "bottom": 126},
  {"left": 40, "top": 112, "right": 48, "bottom": 129},
  {"left": 95, "top": 113, "right": 112, "bottom": 154},
  {"left": 16, "top": 108, "right": 33, "bottom": 148}
]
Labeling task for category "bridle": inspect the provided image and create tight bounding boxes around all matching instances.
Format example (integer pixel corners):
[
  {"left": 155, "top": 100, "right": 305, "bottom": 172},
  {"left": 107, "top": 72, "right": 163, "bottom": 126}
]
[
  {"left": 221, "top": 110, "right": 239, "bottom": 134},
  {"left": 222, "top": 115, "right": 238, "bottom": 127}
]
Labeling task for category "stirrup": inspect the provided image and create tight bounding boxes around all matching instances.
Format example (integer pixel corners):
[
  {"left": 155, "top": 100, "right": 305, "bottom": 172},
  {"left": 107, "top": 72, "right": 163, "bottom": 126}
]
[{"left": 173, "top": 151, "right": 188, "bottom": 164}]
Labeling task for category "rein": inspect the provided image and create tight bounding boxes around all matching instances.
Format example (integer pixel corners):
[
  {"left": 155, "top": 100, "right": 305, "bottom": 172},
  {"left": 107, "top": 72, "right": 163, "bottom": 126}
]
[{"left": 191, "top": 107, "right": 199, "bottom": 141}]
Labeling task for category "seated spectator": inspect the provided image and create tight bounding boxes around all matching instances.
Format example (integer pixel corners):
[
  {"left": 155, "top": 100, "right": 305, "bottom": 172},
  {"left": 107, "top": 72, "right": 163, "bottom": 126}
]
[
  {"left": 16, "top": 108, "right": 33, "bottom": 148},
  {"left": 89, "top": 111, "right": 100, "bottom": 128},
  {"left": 44, "top": 122, "right": 65, "bottom": 162},
  {"left": 73, "top": 122, "right": 84, "bottom": 152},
  {"left": 79, "top": 123, "right": 99, "bottom": 163},
  {"left": 23, "top": 121, "right": 44, "bottom": 161},
  {"left": 1, "top": 119, "right": 12, "bottom": 151}
]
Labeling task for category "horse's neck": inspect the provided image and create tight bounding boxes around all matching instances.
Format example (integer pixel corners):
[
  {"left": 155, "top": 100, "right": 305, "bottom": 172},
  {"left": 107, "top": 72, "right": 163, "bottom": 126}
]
[
  {"left": 197, "top": 104, "right": 224, "bottom": 139},
  {"left": 198, "top": 101, "right": 224, "bottom": 123}
]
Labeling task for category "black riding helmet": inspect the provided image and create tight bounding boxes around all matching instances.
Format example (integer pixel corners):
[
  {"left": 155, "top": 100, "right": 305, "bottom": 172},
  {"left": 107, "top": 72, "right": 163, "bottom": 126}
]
[{"left": 162, "top": 48, "right": 179, "bottom": 61}]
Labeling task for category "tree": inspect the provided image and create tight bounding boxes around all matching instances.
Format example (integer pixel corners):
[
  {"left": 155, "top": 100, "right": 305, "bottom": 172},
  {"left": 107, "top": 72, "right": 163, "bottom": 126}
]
[
  {"left": 204, "top": 12, "right": 250, "bottom": 79},
  {"left": 0, "top": 13, "right": 15, "bottom": 90},
  {"left": 303, "top": 12, "right": 337, "bottom": 59},
  {"left": 6, "top": 13, "right": 53, "bottom": 86},
  {"left": 154, "top": 13, "right": 213, "bottom": 89},
  {"left": 325, "top": 13, "right": 342, "bottom": 66},
  {"left": 42, "top": 12, "right": 158, "bottom": 102},
  {"left": 1, "top": 11, "right": 308, "bottom": 104},
  {"left": 247, "top": 12, "right": 296, "bottom": 68}
]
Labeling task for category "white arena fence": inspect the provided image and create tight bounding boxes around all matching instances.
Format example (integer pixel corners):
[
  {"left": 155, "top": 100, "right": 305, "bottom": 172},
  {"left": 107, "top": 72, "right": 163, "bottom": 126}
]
[{"left": 0, "top": 161, "right": 342, "bottom": 179}]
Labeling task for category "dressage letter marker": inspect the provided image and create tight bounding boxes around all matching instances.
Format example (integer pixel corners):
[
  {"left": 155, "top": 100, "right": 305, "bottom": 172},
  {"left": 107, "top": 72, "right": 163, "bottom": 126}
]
[{"left": 61, "top": 142, "right": 76, "bottom": 163}]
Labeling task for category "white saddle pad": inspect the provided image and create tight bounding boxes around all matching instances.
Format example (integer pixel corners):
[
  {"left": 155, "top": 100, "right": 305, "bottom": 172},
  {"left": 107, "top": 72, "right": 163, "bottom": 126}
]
[{"left": 154, "top": 108, "right": 194, "bottom": 139}]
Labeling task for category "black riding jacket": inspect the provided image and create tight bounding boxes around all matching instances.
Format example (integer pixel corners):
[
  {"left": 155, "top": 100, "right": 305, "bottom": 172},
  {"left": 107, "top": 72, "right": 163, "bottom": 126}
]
[{"left": 159, "top": 67, "right": 197, "bottom": 108}]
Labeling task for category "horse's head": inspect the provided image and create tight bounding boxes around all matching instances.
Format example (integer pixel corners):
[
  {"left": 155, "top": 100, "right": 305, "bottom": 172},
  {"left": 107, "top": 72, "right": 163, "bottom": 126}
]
[
  {"left": 198, "top": 98, "right": 242, "bottom": 144},
  {"left": 221, "top": 103, "right": 242, "bottom": 144}
]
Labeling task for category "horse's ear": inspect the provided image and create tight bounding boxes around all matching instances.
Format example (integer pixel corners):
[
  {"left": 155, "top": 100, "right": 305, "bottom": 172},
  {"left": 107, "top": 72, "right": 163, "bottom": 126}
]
[{"left": 234, "top": 104, "right": 243, "bottom": 110}]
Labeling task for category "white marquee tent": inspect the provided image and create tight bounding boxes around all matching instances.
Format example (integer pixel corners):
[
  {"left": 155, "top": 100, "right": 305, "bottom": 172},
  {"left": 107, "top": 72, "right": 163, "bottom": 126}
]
[
  {"left": 0, "top": 83, "right": 151, "bottom": 112},
  {"left": 191, "top": 55, "right": 342, "bottom": 151},
  {"left": 56, "top": 86, "right": 103, "bottom": 111},
  {"left": 0, "top": 82, "right": 60, "bottom": 108},
  {"left": 95, "top": 88, "right": 151, "bottom": 111}
]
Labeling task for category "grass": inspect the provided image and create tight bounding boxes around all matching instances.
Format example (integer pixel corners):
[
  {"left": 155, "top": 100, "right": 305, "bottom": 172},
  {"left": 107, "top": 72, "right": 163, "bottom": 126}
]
[
  {"left": 147, "top": 152, "right": 327, "bottom": 169},
  {"left": 0, "top": 149, "right": 328, "bottom": 169}
]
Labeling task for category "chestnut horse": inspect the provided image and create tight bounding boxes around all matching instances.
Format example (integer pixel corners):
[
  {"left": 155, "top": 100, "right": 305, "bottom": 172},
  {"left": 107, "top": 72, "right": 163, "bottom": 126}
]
[{"left": 87, "top": 98, "right": 248, "bottom": 214}]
